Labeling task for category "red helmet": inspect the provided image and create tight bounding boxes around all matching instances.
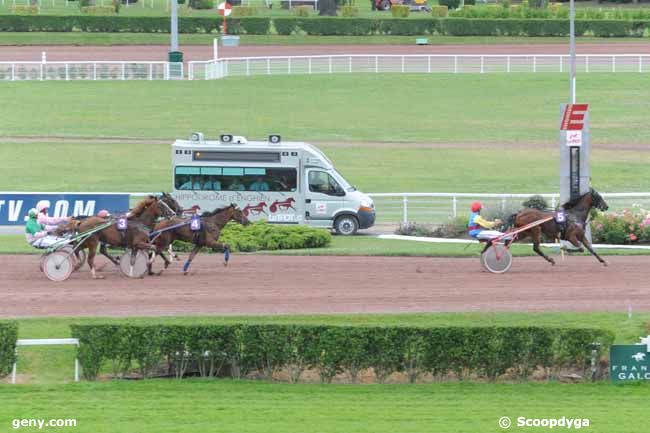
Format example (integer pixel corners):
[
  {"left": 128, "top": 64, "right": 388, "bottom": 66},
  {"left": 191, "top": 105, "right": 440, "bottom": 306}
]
[{"left": 471, "top": 201, "right": 483, "bottom": 212}]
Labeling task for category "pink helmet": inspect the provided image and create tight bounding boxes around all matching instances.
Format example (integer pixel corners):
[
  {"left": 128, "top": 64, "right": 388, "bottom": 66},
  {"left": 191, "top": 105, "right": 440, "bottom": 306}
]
[{"left": 97, "top": 210, "right": 110, "bottom": 218}]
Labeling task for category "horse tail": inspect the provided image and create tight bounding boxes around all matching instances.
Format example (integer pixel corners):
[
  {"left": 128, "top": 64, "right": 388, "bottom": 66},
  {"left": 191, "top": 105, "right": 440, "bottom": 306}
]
[{"left": 506, "top": 213, "right": 518, "bottom": 229}]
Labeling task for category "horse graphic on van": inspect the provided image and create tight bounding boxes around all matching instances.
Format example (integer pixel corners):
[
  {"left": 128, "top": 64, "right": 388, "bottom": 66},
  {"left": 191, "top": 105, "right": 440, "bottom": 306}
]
[
  {"left": 242, "top": 202, "right": 268, "bottom": 216},
  {"left": 269, "top": 198, "right": 296, "bottom": 213}
]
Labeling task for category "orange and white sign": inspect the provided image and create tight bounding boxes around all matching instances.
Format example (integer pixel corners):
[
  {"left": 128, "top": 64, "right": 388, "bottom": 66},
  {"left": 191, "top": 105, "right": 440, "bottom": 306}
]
[{"left": 217, "top": 2, "right": 232, "bottom": 16}]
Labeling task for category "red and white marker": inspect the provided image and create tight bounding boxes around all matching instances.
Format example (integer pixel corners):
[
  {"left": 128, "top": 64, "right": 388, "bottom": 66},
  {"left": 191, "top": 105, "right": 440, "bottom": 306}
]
[{"left": 217, "top": 2, "right": 232, "bottom": 16}]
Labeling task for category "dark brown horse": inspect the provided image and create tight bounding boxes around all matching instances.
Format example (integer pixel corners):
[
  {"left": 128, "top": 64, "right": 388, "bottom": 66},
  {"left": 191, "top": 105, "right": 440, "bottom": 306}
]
[
  {"left": 147, "top": 204, "right": 250, "bottom": 276},
  {"left": 57, "top": 195, "right": 176, "bottom": 279},
  {"left": 510, "top": 188, "right": 609, "bottom": 266}
]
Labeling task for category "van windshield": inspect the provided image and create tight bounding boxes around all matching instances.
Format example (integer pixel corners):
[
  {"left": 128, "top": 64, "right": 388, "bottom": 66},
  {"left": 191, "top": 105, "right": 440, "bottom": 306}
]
[{"left": 333, "top": 170, "right": 356, "bottom": 192}]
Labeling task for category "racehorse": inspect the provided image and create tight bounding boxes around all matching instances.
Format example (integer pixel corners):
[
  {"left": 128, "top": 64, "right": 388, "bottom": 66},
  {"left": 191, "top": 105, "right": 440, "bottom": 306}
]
[
  {"left": 509, "top": 188, "right": 609, "bottom": 266},
  {"left": 147, "top": 204, "right": 250, "bottom": 276},
  {"left": 57, "top": 195, "right": 177, "bottom": 279}
]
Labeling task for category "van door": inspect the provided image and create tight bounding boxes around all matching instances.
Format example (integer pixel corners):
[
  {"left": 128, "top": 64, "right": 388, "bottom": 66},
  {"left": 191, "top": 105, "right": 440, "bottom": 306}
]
[{"left": 304, "top": 169, "right": 345, "bottom": 228}]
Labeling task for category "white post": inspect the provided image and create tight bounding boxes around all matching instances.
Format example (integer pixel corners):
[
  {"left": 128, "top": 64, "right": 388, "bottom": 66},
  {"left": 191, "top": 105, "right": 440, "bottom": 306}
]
[
  {"left": 401, "top": 56, "right": 405, "bottom": 73},
  {"left": 288, "top": 57, "right": 291, "bottom": 74},
  {"left": 586, "top": 55, "right": 589, "bottom": 73},
  {"left": 348, "top": 56, "right": 352, "bottom": 73},
  {"left": 308, "top": 58, "right": 312, "bottom": 74},
  {"left": 402, "top": 196, "right": 408, "bottom": 224},
  {"left": 213, "top": 38, "right": 219, "bottom": 61},
  {"left": 11, "top": 350, "right": 16, "bottom": 384},
  {"left": 65, "top": 63, "right": 69, "bottom": 81},
  {"left": 639, "top": 56, "right": 643, "bottom": 73},
  {"left": 328, "top": 57, "right": 332, "bottom": 74},
  {"left": 93, "top": 63, "right": 97, "bottom": 80},
  {"left": 501, "top": 196, "right": 506, "bottom": 211},
  {"left": 149, "top": 63, "right": 152, "bottom": 80},
  {"left": 560, "top": 55, "right": 563, "bottom": 73},
  {"left": 427, "top": 56, "right": 431, "bottom": 73},
  {"left": 551, "top": 196, "right": 556, "bottom": 209},
  {"left": 480, "top": 56, "right": 484, "bottom": 74},
  {"left": 533, "top": 56, "right": 537, "bottom": 73},
  {"left": 267, "top": 58, "right": 270, "bottom": 75},
  {"left": 454, "top": 56, "right": 458, "bottom": 73},
  {"left": 11, "top": 63, "right": 15, "bottom": 81},
  {"left": 612, "top": 56, "right": 616, "bottom": 73},
  {"left": 375, "top": 55, "right": 378, "bottom": 73},
  {"left": 74, "top": 358, "right": 80, "bottom": 382},
  {"left": 246, "top": 59, "right": 250, "bottom": 76},
  {"left": 40, "top": 51, "right": 45, "bottom": 81},
  {"left": 122, "top": 63, "right": 125, "bottom": 80},
  {"left": 452, "top": 196, "right": 457, "bottom": 218}
]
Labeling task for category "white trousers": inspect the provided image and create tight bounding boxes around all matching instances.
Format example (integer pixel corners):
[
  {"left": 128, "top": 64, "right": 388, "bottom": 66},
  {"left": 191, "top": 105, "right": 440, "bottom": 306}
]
[{"left": 31, "top": 236, "right": 67, "bottom": 249}]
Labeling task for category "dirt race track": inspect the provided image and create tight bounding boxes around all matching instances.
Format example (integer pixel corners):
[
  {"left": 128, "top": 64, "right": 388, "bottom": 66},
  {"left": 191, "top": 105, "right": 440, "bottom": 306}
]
[{"left": 0, "top": 254, "right": 649, "bottom": 318}]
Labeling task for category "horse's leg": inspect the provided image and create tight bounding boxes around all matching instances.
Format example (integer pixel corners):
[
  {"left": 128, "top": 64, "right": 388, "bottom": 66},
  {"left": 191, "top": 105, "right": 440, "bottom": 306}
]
[
  {"left": 168, "top": 244, "right": 180, "bottom": 261},
  {"left": 575, "top": 232, "right": 608, "bottom": 266},
  {"left": 204, "top": 237, "right": 230, "bottom": 267},
  {"left": 99, "top": 243, "right": 120, "bottom": 266},
  {"left": 531, "top": 227, "right": 555, "bottom": 265},
  {"left": 182, "top": 245, "right": 202, "bottom": 275},
  {"left": 87, "top": 239, "right": 104, "bottom": 279}
]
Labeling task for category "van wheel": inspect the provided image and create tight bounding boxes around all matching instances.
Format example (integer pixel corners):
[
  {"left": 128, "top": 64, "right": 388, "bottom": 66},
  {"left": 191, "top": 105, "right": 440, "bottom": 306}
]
[{"left": 334, "top": 215, "right": 359, "bottom": 236}]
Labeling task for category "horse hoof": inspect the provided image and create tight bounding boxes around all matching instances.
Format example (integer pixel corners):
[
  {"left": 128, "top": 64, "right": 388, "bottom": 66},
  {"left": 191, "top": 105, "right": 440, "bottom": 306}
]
[
  {"left": 223, "top": 262, "right": 228, "bottom": 267},
  {"left": 550, "top": 260, "right": 556, "bottom": 266},
  {"left": 603, "top": 262, "right": 608, "bottom": 267}
]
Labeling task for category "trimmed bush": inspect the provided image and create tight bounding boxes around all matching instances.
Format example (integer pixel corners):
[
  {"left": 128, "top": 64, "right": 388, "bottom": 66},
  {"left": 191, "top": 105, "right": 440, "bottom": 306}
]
[
  {"left": 380, "top": 18, "right": 433, "bottom": 35},
  {"left": 0, "top": 321, "right": 18, "bottom": 378},
  {"left": 299, "top": 16, "right": 375, "bottom": 35},
  {"left": 11, "top": 5, "right": 39, "bottom": 14},
  {"left": 80, "top": 6, "right": 118, "bottom": 15},
  {"left": 293, "top": 5, "right": 312, "bottom": 16},
  {"left": 189, "top": 0, "right": 214, "bottom": 9},
  {"left": 522, "top": 195, "right": 549, "bottom": 210},
  {"left": 171, "top": 221, "right": 331, "bottom": 253},
  {"left": 591, "top": 210, "right": 650, "bottom": 244},
  {"left": 273, "top": 17, "right": 298, "bottom": 34},
  {"left": 0, "top": 15, "right": 647, "bottom": 36},
  {"left": 390, "top": 4, "right": 410, "bottom": 18},
  {"left": 72, "top": 324, "right": 615, "bottom": 382},
  {"left": 231, "top": 5, "right": 257, "bottom": 16},
  {"left": 340, "top": 5, "right": 359, "bottom": 17},
  {"left": 431, "top": 5, "right": 448, "bottom": 18}
]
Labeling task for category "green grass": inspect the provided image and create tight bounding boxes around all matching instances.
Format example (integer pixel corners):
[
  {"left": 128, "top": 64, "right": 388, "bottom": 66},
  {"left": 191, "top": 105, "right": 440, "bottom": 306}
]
[
  {"left": 2, "top": 380, "right": 650, "bottom": 433},
  {"left": 3, "top": 141, "right": 650, "bottom": 193},
  {"left": 2, "top": 32, "right": 648, "bottom": 45},
  {"left": 2, "top": 75, "right": 650, "bottom": 144}
]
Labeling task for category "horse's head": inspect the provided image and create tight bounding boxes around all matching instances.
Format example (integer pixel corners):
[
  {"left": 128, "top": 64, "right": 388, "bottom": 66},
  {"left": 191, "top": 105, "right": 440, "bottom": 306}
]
[
  {"left": 229, "top": 203, "right": 251, "bottom": 226},
  {"left": 159, "top": 192, "right": 183, "bottom": 216},
  {"left": 590, "top": 188, "right": 609, "bottom": 212}
]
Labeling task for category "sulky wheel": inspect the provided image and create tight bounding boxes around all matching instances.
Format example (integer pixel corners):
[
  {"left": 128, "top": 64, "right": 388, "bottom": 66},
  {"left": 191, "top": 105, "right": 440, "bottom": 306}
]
[
  {"left": 481, "top": 244, "right": 513, "bottom": 274},
  {"left": 43, "top": 252, "right": 74, "bottom": 282},
  {"left": 119, "top": 250, "right": 149, "bottom": 278}
]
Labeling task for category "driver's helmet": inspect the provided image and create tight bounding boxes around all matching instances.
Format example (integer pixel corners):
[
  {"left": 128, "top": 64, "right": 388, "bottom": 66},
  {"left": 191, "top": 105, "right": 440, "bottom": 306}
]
[
  {"left": 28, "top": 208, "right": 38, "bottom": 219},
  {"left": 97, "top": 210, "right": 111, "bottom": 218},
  {"left": 36, "top": 200, "right": 50, "bottom": 214},
  {"left": 471, "top": 201, "right": 483, "bottom": 213}
]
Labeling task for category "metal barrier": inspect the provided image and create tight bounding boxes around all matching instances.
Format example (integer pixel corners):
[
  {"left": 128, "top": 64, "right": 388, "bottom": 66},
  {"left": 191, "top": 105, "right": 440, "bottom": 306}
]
[
  {"left": 189, "top": 54, "right": 650, "bottom": 80},
  {"left": 0, "top": 61, "right": 183, "bottom": 81}
]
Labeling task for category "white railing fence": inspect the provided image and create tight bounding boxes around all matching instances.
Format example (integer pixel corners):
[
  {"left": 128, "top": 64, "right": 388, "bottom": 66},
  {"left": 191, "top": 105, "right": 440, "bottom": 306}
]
[
  {"left": 189, "top": 54, "right": 650, "bottom": 80},
  {"left": 128, "top": 192, "right": 650, "bottom": 225},
  {"left": 2, "top": 55, "right": 648, "bottom": 81},
  {"left": 0, "top": 61, "right": 184, "bottom": 81}
]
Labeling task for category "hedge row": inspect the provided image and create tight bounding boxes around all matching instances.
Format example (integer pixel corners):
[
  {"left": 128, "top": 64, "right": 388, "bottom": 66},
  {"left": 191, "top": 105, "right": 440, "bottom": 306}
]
[
  {"left": 0, "top": 321, "right": 18, "bottom": 378},
  {"left": 170, "top": 221, "right": 331, "bottom": 253},
  {"left": 0, "top": 15, "right": 648, "bottom": 37},
  {"left": 71, "top": 324, "right": 614, "bottom": 383}
]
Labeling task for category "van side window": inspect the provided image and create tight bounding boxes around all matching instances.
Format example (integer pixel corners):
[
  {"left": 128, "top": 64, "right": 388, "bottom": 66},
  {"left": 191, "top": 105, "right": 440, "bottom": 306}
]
[
  {"left": 308, "top": 171, "right": 343, "bottom": 196},
  {"left": 174, "top": 166, "right": 297, "bottom": 192}
]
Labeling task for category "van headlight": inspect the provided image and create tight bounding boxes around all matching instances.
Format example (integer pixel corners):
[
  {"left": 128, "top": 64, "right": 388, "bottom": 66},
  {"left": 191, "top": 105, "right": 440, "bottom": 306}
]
[{"left": 359, "top": 200, "right": 373, "bottom": 212}]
